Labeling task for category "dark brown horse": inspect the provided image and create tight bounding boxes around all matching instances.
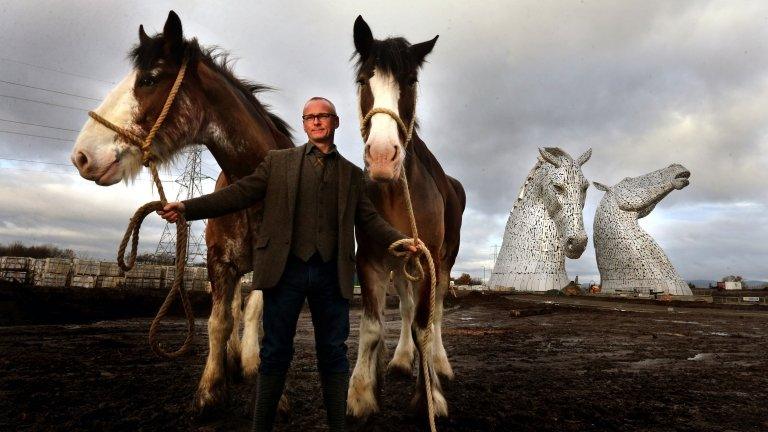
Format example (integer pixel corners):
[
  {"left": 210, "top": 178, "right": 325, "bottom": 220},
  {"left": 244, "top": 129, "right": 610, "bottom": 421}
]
[
  {"left": 347, "top": 16, "right": 466, "bottom": 419},
  {"left": 70, "top": 11, "right": 293, "bottom": 415}
]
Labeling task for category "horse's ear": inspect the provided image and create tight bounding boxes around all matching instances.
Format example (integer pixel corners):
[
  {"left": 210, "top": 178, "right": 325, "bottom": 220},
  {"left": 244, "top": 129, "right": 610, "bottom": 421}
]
[
  {"left": 538, "top": 147, "right": 561, "bottom": 168},
  {"left": 577, "top": 148, "right": 592, "bottom": 166},
  {"left": 410, "top": 35, "right": 439, "bottom": 65},
  {"left": 138, "top": 25, "right": 150, "bottom": 45},
  {"left": 162, "top": 10, "right": 184, "bottom": 56},
  {"left": 593, "top": 181, "right": 610, "bottom": 192},
  {"left": 354, "top": 16, "right": 374, "bottom": 61}
]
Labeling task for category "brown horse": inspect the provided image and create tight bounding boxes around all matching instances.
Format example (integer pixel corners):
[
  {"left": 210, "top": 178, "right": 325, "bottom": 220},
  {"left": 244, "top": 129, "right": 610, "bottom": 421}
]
[
  {"left": 347, "top": 16, "right": 466, "bottom": 419},
  {"left": 69, "top": 11, "right": 293, "bottom": 415}
]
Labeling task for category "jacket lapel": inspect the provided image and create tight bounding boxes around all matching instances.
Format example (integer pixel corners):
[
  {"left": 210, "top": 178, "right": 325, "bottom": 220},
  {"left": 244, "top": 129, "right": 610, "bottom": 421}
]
[
  {"left": 286, "top": 144, "right": 306, "bottom": 219},
  {"left": 337, "top": 154, "right": 351, "bottom": 227}
]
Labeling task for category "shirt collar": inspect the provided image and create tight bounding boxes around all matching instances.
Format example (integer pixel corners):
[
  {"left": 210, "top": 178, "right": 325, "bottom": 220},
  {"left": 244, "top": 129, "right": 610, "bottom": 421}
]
[{"left": 305, "top": 141, "right": 337, "bottom": 156}]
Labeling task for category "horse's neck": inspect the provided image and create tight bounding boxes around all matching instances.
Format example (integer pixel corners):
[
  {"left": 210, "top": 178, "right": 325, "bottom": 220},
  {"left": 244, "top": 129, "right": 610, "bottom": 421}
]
[
  {"left": 508, "top": 203, "right": 562, "bottom": 260},
  {"left": 501, "top": 177, "right": 562, "bottom": 263},
  {"left": 596, "top": 196, "right": 642, "bottom": 232},
  {"left": 198, "top": 66, "right": 292, "bottom": 179}
]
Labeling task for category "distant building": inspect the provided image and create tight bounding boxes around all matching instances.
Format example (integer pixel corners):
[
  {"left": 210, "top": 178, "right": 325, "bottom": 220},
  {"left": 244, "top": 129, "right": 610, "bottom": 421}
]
[{"left": 717, "top": 281, "right": 742, "bottom": 291}]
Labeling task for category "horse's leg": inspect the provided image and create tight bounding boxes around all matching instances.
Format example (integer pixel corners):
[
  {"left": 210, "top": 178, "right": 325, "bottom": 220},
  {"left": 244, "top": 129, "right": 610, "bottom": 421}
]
[
  {"left": 240, "top": 289, "right": 264, "bottom": 381},
  {"left": 410, "top": 253, "right": 448, "bottom": 418},
  {"left": 347, "top": 259, "right": 388, "bottom": 419},
  {"left": 388, "top": 273, "right": 415, "bottom": 376},
  {"left": 226, "top": 280, "right": 243, "bottom": 379},
  {"left": 195, "top": 260, "right": 239, "bottom": 414},
  {"left": 432, "top": 267, "right": 453, "bottom": 380}
]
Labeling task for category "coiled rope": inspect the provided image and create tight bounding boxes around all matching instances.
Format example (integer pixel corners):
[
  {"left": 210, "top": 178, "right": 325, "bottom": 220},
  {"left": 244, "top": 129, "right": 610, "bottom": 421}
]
[
  {"left": 360, "top": 100, "right": 439, "bottom": 432},
  {"left": 88, "top": 59, "right": 195, "bottom": 359}
]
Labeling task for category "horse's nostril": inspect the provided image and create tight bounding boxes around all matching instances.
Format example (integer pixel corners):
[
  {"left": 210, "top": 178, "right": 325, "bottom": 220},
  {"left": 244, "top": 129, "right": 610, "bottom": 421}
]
[
  {"left": 391, "top": 145, "right": 399, "bottom": 162},
  {"left": 364, "top": 144, "right": 371, "bottom": 158},
  {"left": 75, "top": 151, "right": 88, "bottom": 169}
]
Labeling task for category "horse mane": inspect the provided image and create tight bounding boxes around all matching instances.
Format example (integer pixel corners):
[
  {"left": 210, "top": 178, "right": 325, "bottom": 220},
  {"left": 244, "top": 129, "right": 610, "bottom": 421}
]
[
  {"left": 130, "top": 38, "right": 292, "bottom": 140},
  {"left": 513, "top": 160, "right": 543, "bottom": 210},
  {"left": 353, "top": 37, "right": 418, "bottom": 76}
]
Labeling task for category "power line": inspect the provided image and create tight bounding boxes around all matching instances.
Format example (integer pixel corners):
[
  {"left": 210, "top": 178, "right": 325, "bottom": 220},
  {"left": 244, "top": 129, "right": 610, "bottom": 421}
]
[
  {"left": 0, "top": 165, "right": 174, "bottom": 182},
  {"left": 0, "top": 129, "right": 73, "bottom": 142},
  {"left": 0, "top": 118, "right": 80, "bottom": 133},
  {"left": 0, "top": 93, "right": 89, "bottom": 111},
  {"left": 0, "top": 56, "right": 116, "bottom": 85},
  {"left": 0, "top": 79, "right": 101, "bottom": 101},
  {"left": 0, "top": 156, "right": 71, "bottom": 166}
]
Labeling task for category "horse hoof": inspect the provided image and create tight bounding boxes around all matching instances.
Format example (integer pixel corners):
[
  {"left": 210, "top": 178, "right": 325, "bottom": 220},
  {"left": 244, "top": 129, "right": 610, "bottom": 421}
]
[
  {"left": 193, "top": 386, "right": 228, "bottom": 419},
  {"left": 241, "top": 361, "right": 260, "bottom": 383},
  {"left": 347, "top": 385, "right": 379, "bottom": 419},
  {"left": 409, "top": 389, "right": 449, "bottom": 419},
  {"left": 386, "top": 359, "right": 413, "bottom": 378},
  {"left": 347, "top": 412, "right": 376, "bottom": 431},
  {"left": 433, "top": 359, "right": 454, "bottom": 380}
]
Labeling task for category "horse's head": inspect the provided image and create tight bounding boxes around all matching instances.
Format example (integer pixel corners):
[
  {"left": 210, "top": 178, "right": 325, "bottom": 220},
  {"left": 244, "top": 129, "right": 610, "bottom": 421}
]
[
  {"left": 71, "top": 11, "right": 203, "bottom": 185},
  {"left": 594, "top": 164, "right": 690, "bottom": 218},
  {"left": 538, "top": 147, "right": 592, "bottom": 259},
  {"left": 353, "top": 16, "right": 438, "bottom": 182}
]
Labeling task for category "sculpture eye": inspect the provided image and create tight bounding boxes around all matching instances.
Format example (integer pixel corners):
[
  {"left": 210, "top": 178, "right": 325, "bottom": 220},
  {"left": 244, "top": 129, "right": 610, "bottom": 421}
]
[{"left": 553, "top": 184, "right": 566, "bottom": 194}]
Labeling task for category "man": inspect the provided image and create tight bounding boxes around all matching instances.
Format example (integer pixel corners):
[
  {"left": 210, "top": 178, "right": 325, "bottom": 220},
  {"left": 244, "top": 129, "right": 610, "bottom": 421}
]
[{"left": 158, "top": 97, "right": 415, "bottom": 432}]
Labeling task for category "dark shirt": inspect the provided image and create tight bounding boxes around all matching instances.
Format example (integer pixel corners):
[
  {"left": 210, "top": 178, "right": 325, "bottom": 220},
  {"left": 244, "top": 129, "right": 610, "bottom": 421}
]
[{"left": 291, "top": 142, "right": 339, "bottom": 262}]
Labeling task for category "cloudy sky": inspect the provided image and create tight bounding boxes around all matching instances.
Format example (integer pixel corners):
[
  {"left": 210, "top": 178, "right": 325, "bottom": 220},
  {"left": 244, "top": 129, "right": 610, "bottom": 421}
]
[{"left": 1, "top": 0, "right": 767, "bottom": 283}]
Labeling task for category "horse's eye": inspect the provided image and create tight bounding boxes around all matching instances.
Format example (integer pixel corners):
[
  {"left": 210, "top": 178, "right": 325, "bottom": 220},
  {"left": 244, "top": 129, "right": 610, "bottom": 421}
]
[
  {"left": 356, "top": 78, "right": 367, "bottom": 86},
  {"left": 409, "top": 78, "right": 418, "bottom": 86},
  {"left": 137, "top": 76, "right": 157, "bottom": 88}
]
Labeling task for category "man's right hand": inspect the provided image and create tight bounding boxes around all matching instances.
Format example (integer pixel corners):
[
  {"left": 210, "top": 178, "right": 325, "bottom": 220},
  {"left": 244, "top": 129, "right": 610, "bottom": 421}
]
[{"left": 157, "top": 202, "right": 185, "bottom": 223}]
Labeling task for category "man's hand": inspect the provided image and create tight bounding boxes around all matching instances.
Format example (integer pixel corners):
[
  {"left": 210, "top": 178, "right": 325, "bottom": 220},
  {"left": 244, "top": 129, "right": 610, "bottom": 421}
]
[
  {"left": 404, "top": 239, "right": 424, "bottom": 257},
  {"left": 157, "top": 202, "right": 185, "bottom": 223}
]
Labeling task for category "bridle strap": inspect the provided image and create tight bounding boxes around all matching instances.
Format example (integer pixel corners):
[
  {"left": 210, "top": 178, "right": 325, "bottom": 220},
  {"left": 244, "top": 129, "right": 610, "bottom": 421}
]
[{"left": 359, "top": 106, "right": 417, "bottom": 149}]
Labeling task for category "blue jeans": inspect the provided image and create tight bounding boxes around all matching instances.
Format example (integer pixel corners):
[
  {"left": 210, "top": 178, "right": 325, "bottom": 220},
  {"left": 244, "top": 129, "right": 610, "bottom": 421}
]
[{"left": 259, "top": 253, "right": 350, "bottom": 375}]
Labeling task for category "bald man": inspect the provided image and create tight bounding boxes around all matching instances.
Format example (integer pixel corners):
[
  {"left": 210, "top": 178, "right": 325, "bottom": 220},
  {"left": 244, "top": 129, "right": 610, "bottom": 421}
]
[{"left": 159, "top": 97, "right": 414, "bottom": 432}]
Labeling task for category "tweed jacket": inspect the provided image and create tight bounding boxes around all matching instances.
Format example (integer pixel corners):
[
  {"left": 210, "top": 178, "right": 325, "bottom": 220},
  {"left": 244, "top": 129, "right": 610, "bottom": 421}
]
[{"left": 183, "top": 143, "right": 404, "bottom": 299}]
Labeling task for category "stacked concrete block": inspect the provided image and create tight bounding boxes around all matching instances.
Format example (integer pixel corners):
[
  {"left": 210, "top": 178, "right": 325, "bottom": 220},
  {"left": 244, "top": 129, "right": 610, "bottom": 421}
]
[
  {"left": 0, "top": 256, "right": 33, "bottom": 283},
  {"left": 123, "top": 264, "right": 164, "bottom": 290},
  {"left": 71, "top": 259, "right": 100, "bottom": 288},
  {"left": 489, "top": 148, "right": 592, "bottom": 292},
  {"left": 97, "top": 262, "right": 123, "bottom": 289},
  {"left": 186, "top": 267, "right": 208, "bottom": 291},
  {"left": 31, "top": 258, "right": 72, "bottom": 287},
  {"left": 164, "top": 266, "right": 209, "bottom": 292}
]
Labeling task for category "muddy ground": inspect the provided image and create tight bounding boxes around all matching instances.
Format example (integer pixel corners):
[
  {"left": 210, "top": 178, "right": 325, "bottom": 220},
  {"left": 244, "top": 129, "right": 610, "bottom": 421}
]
[{"left": 2, "top": 292, "right": 767, "bottom": 431}]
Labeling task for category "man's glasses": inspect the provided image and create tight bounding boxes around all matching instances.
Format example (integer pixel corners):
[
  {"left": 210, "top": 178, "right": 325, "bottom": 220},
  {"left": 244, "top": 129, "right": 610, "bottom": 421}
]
[{"left": 302, "top": 113, "right": 337, "bottom": 122}]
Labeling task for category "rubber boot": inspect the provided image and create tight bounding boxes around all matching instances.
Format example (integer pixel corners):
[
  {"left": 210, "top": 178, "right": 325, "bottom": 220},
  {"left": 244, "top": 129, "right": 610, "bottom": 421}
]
[
  {"left": 251, "top": 373, "right": 287, "bottom": 432},
  {"left": 320, "top": 372, "right": 349, "bottom": 432}
]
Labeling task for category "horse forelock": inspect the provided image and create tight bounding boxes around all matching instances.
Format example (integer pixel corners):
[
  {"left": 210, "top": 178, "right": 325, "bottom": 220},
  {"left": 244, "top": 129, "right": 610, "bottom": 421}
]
[{"left": 354, "top": 37, "right": 417, "bottom": 77}]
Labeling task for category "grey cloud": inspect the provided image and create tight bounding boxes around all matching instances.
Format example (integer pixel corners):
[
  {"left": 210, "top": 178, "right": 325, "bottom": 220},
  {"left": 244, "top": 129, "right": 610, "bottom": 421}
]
[{"left": 0, "top": 1, "right": 766, "bottom": 281}]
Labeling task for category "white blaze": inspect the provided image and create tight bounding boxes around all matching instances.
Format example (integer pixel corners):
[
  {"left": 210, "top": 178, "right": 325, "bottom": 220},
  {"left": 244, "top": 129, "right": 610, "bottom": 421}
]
[
  {"left": 366, "top": 69, "right": 402, "bottom": 156},
  {"left": 71, "top": 71, "right": 141, "bottom": 183}
]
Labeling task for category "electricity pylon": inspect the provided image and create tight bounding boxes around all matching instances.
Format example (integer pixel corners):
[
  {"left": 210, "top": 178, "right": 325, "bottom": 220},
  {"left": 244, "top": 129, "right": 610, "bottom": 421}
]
[{"left": 154, "top": 145, "right": 212, "bottom": 264}]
